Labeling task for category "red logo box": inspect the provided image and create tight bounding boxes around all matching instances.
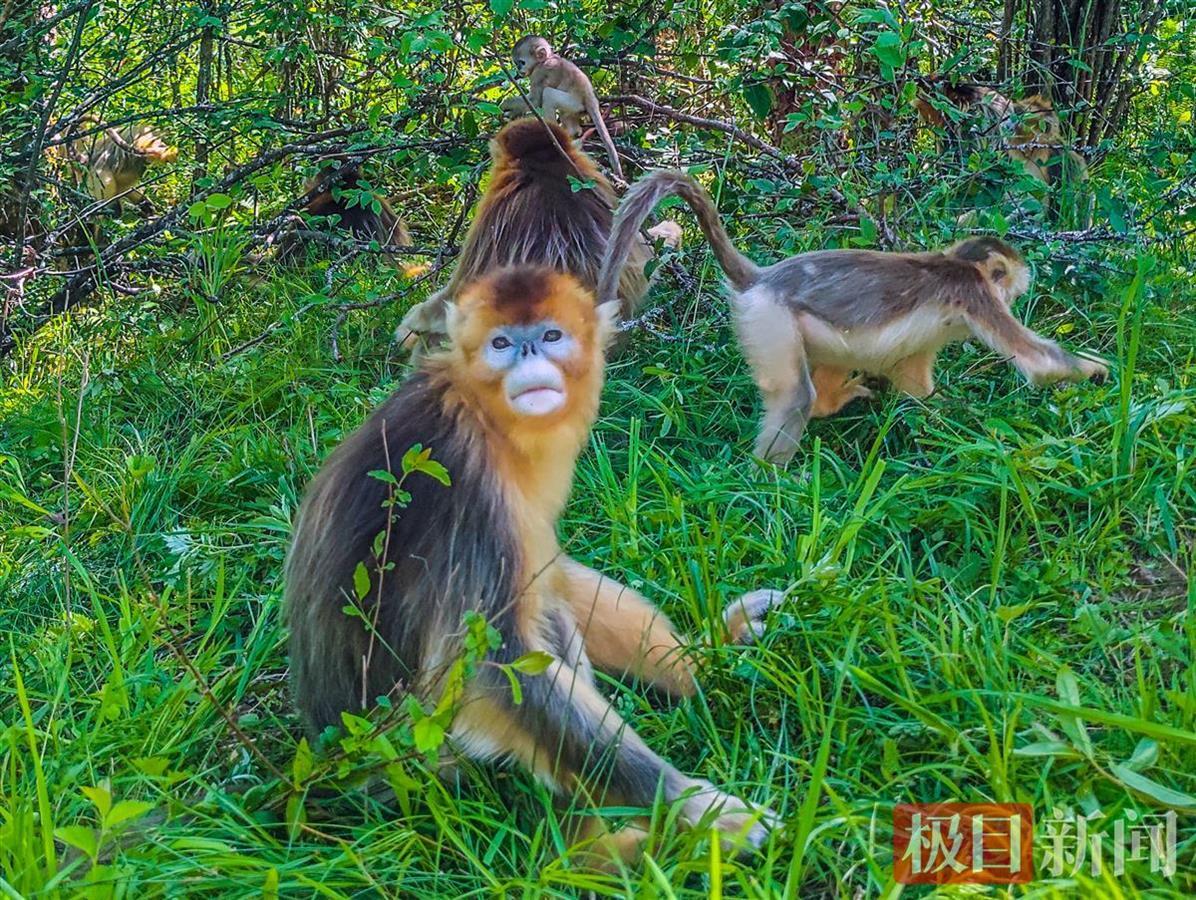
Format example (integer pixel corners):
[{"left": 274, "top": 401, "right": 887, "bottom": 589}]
[{"left": 894, "top": 803, "right": 1034, "bottom": 885}]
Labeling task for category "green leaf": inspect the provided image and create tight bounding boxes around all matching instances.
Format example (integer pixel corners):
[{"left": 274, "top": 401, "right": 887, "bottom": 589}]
[
  {"left": 499, "top": 663, "right": 522, "bottom": 706},
  {"left": 285, "top": 793, "right": 306, "bottom": 841},
  {"left": 1055, "top": 667, "right": 1094, "bottom": 757},
  {"left": 353, "top": 562, "right": 371, "bottom": 601},
  {"left": 205, "top": 193, "right": 233, "bottom": 210},
  {"left": 187, "top": 200, "right": 210, "bottom": 223},
  {"left": 996, "top": 602, "right": 1034, "bottom": 623},
  {"left": 55, "top": 825, "right": 98, "bottom": 860},
  {"left": 854, "top": 8, "right": 898, "bottom": 28},
  {"left": 510, "top": 650, "right": 554, "bottom": 675},
  {"left": 490, "top": 0, "right": 513, "bottom": 16},
  {"left": 105, "top": 799, "right": 155, "bottom": 829},
  {"left": 871, "top": 31, "right": 906, "bottom": 68},
  {"left": 743, "top": 83, "right": 773, "bottom": 120},
  {"left": 1109, "top": 764, "right": 1196, "bottom": 811},
  {"left": 1013, "top": 740, "right": 1081, "bottom": 759},
  {"left": 131, "top": 757, "right": 170, "bottom": 777},
  {"left": 292, "top": 737, "right": 313, "bottom": 783},
  {"left": 412, "top": 716, "right": 445, "bottom": 753},
  {"left": 368, "top": 469, "right": 398, "bottom": 485},
  {"left": 401, "top": 445, "right": 451, "bottom": 486},
  {"left": 1124, "top": 738, "right": 1159, "bottom": 772},
  {"left": 81, "top": 783, "right": 113, "bottom": 820},
  {"left": 881, "top": 738, "right": 900, "bottom": 779}
]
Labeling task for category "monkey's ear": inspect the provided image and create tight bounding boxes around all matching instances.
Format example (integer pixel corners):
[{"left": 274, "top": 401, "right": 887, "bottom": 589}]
[
  {"left": 595, "top": 300, "right": 621, "bottom": 348},
  {"left": 535, "top": 45, "right": 549, "bottom": 61},
  {"left": 991, "top": 264, "right": 1007, "bottom": 283},
  {"left": 444, "top": 301, "right": 462, "bottom": 342}
]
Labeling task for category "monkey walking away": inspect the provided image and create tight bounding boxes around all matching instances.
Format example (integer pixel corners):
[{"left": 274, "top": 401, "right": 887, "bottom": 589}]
[
  {"left": 287, "top": 265, "right": 780, "bottom": 861},
  {"left": 598, "top": 171, "right": 1107, "bottom": 464},
  {"left": 60, "top": 121, "right": 178, "bottom": 216},
  {"left": 395, "top": 118, "right": 649, "bottom": 359},
  {"left": 501, "top": 35, "right": 625, "bottom": 184}
]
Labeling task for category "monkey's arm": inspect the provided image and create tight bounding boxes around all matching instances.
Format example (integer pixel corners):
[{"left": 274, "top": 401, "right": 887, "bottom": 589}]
[
  {"left": 557, "top": 558, "right": 790, "bottom": 692},
  {"left": 525, "top": 77, "right": 545, "bottom": 108},
  {"left": 556, "top": 557, "right": 695, "bottom": 697},
  {"left": 500, "top": 95, "right": 534, "bottom": 120},
  {"left": 964, "top": 299, "right": 1107, "bottom": 384}
]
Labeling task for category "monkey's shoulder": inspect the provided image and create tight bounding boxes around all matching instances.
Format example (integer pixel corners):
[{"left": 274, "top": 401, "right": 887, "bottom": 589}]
[{"left": 299, "top": 371, "right": 515, "bottom": 580}]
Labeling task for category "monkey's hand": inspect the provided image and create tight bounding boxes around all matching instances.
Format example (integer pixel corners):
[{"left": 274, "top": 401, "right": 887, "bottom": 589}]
[
  {"left": 1032, "top": 352, "right": 1108, "bottom": 386},
  {"left": 682, "top": 782, "right": 779, "bottom": 852},
  {"left": 500, "top": 95, "right": 533, "bottom": 121},
  {"left": 722, "top": 588, "right": 787, "bottom": 644},
  {"left": 394, "top": 296, "right": 448, "bottom": 354}
]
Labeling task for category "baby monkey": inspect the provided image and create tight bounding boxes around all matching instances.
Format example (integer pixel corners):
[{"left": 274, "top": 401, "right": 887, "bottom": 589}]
[
  {"left": 502, "top": 35, "right": 624, "bottom": 183},
  {"left": 599, "top": 171, "right": 1107, "bottom": 464}
]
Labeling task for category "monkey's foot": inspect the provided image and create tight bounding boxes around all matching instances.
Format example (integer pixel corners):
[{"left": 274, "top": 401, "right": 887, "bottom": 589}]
[
  {"left": 1074, "top": 356, "right": 1108, "bottom": 382},
  {"left": 722, "top": 588, "right": 787, "bottom": 644},
  {"left": 568, "top": 817, "right": 649, "bottom": 870},
  {"left": 394, "top": 326, "right": 449, "bottom": 360},
  {"left": 811, "top": 372, "right": 873, "bottom": 417},
  {"left": 682, "top": 783, "right": 778, "bottom": 852},
  {"left": 841, "top": 376, "right": 874, "bottom": 406},
  {"left": 394, "top": 296, "right": 447, "bottom": 353}
]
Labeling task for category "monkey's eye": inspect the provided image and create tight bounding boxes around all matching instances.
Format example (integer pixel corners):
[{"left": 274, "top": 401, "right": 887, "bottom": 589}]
[
  {"left": 491, "top": 335, "right": 512, "bottom": 350},
  {"left": 543, "top": 329, "right": 563, "bottom": 343}
]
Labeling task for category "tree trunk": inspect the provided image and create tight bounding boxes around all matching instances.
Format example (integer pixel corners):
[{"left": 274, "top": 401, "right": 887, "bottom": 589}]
[{"left": 193, "top": 0, "right": 216, "bottom": 188}]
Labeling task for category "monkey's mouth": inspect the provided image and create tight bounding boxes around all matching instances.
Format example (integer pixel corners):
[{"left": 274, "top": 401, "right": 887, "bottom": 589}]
[{"left": 510, "top": 386, "right": 565, "bottom": 416}]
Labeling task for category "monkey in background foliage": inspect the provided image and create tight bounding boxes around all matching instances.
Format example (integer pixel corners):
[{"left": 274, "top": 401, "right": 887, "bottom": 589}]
[
  {"left": 57, "top": 120, "right": 178, "bottom": 216},
  {"left": 598, "top": 170, "right": 1107, "bottom": 463},
  {"left": 916, "top": 85, "right": 1092, "bottom": 226},
  {"left": 395, "top": 118, "right": 649, "bottom": 359},
  {"left": 287, "top": 265, "right": 780, "bottom": 863},
  {"left": 269, "top": 163, "right": 427, "bottom": 278}
]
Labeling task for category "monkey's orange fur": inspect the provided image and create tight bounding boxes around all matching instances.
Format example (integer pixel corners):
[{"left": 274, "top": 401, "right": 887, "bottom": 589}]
[{"left": 286, "top": 265, "right": 778, "bottom": 868}]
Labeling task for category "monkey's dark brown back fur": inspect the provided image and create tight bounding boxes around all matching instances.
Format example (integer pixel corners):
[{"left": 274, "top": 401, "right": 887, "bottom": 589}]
[
  {"left": 285, "top": 369, "right": 518, "bottom": 735},
  {"left": 274, "top": 166, "right": 407, "bottom": 265},
  {"left": 445, "top": 119, "right": 632, "bottom": 301}
]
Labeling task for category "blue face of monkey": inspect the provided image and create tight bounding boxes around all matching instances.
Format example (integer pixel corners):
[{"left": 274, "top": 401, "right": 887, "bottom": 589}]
[{"left": 482, "top": 321, "right": 577, "bottom": 416}]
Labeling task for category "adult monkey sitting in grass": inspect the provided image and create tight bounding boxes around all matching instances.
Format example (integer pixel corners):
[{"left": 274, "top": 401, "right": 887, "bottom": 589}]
[{"left": 287, "top": 266, "right": 783, "bottom": 865}]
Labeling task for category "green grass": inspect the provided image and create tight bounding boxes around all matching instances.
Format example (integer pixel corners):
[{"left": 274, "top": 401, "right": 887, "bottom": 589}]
[{"left": 1, "top": 243, "right": 1194, "bottom": 897}]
